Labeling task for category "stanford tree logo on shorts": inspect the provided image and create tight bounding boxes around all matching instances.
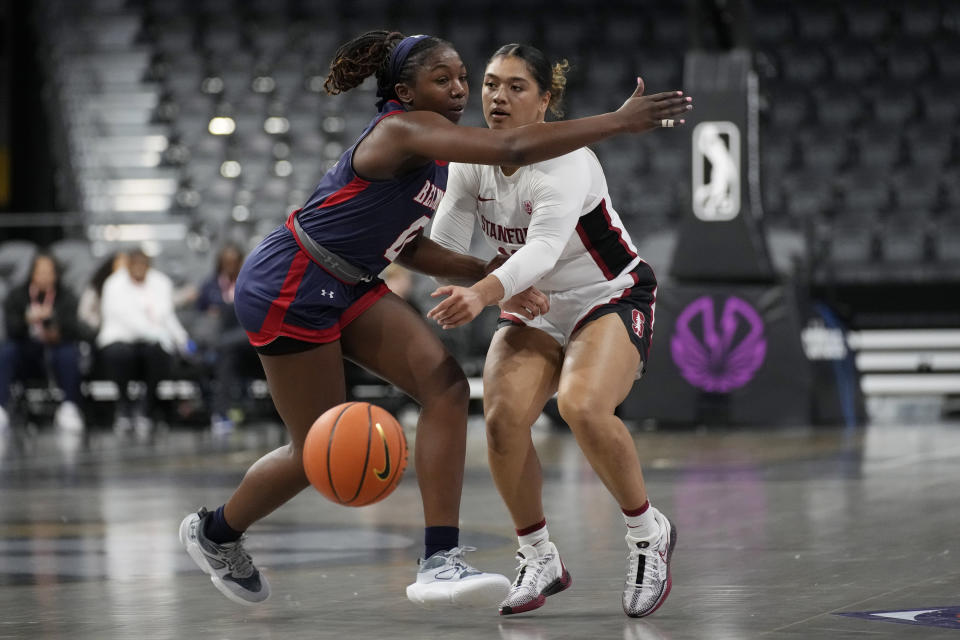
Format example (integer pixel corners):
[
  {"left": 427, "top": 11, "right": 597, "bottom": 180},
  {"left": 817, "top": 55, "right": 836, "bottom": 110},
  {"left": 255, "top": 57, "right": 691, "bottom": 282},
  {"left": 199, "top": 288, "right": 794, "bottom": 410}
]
[{"left": 631, "top": 309, "right": 645, "bottom": 339}]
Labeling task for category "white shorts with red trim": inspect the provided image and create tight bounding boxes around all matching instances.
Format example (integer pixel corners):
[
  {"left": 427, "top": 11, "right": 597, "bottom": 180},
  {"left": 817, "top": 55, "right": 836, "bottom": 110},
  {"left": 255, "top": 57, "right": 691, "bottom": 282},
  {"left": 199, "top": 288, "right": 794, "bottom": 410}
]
[{"left": 498, "top": 261, "right": 657, "bottom": 378}]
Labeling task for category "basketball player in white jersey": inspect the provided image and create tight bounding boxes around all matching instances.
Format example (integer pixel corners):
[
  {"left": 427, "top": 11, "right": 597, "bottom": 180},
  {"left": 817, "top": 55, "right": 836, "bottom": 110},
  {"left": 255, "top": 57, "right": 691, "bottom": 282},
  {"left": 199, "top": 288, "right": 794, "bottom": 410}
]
[{"left": 428, "top": 44, "right": 691, "bottom": 618}]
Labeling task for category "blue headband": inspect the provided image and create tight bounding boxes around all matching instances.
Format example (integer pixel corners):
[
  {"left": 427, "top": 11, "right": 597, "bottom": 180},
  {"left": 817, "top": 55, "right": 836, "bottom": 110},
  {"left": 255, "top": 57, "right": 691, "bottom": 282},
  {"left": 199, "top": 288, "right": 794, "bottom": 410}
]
[{"left": 376, "top": 34, "right": 430, "bottom": 107}]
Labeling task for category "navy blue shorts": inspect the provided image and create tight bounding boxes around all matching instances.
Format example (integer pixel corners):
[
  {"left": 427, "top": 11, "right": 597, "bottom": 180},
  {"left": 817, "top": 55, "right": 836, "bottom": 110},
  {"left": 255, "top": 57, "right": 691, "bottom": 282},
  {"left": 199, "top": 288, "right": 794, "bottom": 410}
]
[{"left": 234, "top": 224, "right": 389, "bottom": 349}]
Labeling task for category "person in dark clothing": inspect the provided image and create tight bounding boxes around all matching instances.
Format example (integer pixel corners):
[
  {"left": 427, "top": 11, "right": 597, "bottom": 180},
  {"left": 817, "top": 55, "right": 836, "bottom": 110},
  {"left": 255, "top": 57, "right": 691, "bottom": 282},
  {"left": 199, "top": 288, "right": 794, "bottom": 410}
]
[
  {"left": 0, "top": 252, "right": 85, "bottom": 432},
  {"left": 194, "top": 244, "right": 258, "bottom": 434}
]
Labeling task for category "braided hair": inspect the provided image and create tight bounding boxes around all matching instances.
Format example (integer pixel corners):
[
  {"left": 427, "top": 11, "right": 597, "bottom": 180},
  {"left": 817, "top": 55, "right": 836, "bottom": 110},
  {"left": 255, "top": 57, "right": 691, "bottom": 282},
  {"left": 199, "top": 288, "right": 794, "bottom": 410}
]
[{"left": 325, "top": 30, "right": 452, "bottom": 108}]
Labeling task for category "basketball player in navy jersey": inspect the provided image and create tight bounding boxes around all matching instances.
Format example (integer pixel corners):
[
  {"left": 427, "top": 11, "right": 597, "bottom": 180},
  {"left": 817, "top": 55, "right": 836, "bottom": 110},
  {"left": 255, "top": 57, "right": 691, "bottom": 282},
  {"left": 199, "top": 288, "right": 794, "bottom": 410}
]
[
  {"left": 429, "top": 44, "right": 684, "bottom": 617},
  {"left": 178, "top": 30, "right": 692, "bottom": 609}
]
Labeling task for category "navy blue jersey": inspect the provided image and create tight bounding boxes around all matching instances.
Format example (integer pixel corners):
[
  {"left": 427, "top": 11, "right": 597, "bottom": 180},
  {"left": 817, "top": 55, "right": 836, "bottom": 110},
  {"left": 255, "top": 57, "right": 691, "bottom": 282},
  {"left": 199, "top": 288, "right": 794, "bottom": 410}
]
[
  {"left": 234, "top": 100, "right": 447, "bottom": 347},
  {"left": 296, "top": 99, "right": 448, "bottom": 275}
]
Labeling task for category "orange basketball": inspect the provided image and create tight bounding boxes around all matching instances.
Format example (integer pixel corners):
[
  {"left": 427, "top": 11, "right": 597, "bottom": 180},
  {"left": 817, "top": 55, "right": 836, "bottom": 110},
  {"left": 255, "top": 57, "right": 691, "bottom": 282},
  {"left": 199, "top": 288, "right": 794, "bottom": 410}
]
[{"left": 303, "top": 402, "right": 408, "bottom": 507}]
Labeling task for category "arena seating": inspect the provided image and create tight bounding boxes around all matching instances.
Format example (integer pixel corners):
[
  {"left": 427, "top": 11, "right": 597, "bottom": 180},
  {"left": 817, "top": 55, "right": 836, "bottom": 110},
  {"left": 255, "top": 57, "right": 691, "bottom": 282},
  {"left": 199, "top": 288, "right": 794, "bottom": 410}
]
[{"left": 7, "top": 0, "right": 958, "bottom": 407}]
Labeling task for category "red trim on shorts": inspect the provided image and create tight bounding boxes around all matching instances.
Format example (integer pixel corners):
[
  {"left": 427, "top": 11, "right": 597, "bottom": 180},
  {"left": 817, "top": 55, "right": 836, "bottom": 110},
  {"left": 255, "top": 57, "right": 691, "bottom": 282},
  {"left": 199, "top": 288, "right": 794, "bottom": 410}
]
[
  {"left": 339, "top": 282, "right": 390, "bottom": 330},
  {"left": 262, "top": 322, "right": 343, "bottom": 345},
  {"left": 246, "top": 278, "right": 391, "bottom": 348},
  {"left": 270, "top": 284, "right": 389, "bottom": 344},
  {"left": 247, "top": 251, "right": 313, "bottom": 346},
  {"left": 649, "top": 284, "right": 658, "bottom": 338},
  {"left": 499, "top": 311, "right": 526, "bottom": 326},
  {"left": 571, "top": 270, "right": 640, "bottom": 335}
]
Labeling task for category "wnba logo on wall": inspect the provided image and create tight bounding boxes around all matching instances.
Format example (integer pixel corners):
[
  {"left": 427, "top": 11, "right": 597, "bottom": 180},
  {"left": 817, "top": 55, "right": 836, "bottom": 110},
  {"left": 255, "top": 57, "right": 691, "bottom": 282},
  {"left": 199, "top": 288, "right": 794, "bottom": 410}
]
[
  {"left": 692, "top": 121, "right": 741, "bottom": 221},
  {"left": 670, "top": 296, "right": 766, "bottom": 393}
]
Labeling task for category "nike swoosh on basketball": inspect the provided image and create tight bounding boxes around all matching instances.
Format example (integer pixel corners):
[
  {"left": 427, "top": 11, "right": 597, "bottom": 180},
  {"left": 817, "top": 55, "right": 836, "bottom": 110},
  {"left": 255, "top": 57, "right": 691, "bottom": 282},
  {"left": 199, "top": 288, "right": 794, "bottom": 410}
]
[{"left": 372, "top": 423, "right": 391, "bottom": 480}]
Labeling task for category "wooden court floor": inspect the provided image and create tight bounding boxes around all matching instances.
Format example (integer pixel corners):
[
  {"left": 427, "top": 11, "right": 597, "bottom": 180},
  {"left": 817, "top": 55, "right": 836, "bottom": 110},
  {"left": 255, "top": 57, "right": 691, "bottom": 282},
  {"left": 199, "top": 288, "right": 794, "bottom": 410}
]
[{"left": 1, "top": 408, "right": 959, "bottom": 639}]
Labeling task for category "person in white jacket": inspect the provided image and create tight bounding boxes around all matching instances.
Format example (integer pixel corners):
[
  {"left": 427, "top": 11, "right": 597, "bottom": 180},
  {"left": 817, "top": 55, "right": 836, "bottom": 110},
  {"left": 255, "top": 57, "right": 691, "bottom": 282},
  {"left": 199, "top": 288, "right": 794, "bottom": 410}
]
[
  {"left": 428, "top": 44, "right": 689, "bottom": 618},
  {"left": 97, "top": 248, "right": 189, "bottom": 432}
]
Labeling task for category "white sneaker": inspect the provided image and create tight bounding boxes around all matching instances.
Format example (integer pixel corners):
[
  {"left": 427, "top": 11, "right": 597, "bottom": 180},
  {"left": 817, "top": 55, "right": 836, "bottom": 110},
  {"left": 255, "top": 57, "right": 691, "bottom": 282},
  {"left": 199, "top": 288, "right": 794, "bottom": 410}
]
[
  {"left": 623, "top": 507, "right": 677, "bottom": 618},
  {"left": 499, "top": 541, "right": 572, "bottom": 615},
  {"left": 54, "top": 401, "right": 84, "bottom": 432},
  {"left": 179, "top": 508, "right": 270, "bottom": 605},
  {"left": 406, "top": 546, "right": 511, "bottom": 608},
  {"left": 0, "top": 406, "right": 9, "bottom": 433}
]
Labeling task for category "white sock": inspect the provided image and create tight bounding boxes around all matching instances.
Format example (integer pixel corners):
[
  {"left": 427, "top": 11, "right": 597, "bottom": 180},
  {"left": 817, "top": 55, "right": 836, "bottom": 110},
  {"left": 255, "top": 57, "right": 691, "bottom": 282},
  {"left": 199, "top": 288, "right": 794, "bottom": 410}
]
[
  {"left": 517, "top": 521, "right": 550, "bottom": 554},
  {"left": 623, "top": 503, "right": 659, "bottom": 540}
]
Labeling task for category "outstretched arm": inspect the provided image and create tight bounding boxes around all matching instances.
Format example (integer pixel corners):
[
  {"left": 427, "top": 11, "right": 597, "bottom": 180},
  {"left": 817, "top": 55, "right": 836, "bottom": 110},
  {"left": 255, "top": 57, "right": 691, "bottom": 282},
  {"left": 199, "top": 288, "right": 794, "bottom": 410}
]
[
  {"left": 395, "top": 234, "right": 488, "bottom": 283},
  {"left": 394, "top": 78, "right": 691, "bottom": 167},
  {"left": 398, "top": 235, "right": 548, "bottom": 319}
]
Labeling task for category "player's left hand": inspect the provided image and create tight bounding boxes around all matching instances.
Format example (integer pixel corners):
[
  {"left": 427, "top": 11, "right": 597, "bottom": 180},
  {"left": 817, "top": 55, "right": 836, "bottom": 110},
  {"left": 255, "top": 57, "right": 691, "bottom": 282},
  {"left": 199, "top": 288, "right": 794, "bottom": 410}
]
[
  {"left": 501, "top": 287, "right": 549, "bottom": 320},
  {"left": 428, "top": 285, "right": 486, "bottom": 329}
]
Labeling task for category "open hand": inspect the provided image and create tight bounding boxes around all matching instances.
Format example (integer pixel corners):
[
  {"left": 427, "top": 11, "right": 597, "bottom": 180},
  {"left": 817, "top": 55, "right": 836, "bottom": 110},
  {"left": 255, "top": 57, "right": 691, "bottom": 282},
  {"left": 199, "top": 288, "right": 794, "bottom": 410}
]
[
  {"left": 427, "top": 285, "right": 486, "bottom": 330},
  {"left": 616, "top": 76, "right": 693, "bottom": 134}
]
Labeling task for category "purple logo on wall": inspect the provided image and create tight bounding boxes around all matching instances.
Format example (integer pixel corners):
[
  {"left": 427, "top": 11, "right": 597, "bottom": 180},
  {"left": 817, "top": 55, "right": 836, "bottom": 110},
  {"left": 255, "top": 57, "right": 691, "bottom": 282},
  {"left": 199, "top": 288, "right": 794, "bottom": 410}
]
[{"left": 670, "top": 296, "right": 767, "bottom": 393}]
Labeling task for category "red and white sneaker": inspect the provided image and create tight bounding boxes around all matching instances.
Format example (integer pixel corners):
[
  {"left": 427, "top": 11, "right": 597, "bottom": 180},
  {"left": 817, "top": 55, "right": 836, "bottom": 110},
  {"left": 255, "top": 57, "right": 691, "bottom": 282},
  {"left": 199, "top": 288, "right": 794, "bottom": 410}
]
[
  {"left": 499, "top": 541, "right": 572, "bottom": 615},
  {"left": 622, "top": 507, "right": 676, "bottom": 617}
]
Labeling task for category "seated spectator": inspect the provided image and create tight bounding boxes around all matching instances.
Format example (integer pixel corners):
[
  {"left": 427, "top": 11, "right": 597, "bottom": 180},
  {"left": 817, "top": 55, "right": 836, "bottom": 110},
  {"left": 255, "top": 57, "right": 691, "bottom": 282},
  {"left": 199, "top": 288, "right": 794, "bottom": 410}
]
[
  {"left": 97, "top": 249, "right": 190, "bottom": 433},
  {"left": 193, "top": 244, "right": 258, "bottom": 434},
  {"left": 77, "top": 251, "right": 127, "bottom": 340},
  {"left": 0, "top": 252, "right": 84, "bottom": 432}
]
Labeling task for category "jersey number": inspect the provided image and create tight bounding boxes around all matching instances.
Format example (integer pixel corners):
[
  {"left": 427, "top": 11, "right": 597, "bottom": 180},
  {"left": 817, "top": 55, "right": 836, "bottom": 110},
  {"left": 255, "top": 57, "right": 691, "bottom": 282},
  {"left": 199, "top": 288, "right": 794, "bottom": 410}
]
[{"left": 384, "top": 215, "right": 430, "bottom": 262}]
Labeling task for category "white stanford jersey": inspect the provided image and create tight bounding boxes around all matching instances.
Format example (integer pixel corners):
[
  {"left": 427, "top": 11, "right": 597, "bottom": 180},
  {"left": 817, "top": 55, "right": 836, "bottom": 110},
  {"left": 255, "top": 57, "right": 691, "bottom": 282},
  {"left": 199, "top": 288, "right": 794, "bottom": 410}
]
[{"left": 430, "top": 147, "right": 642, "bottom": 300}]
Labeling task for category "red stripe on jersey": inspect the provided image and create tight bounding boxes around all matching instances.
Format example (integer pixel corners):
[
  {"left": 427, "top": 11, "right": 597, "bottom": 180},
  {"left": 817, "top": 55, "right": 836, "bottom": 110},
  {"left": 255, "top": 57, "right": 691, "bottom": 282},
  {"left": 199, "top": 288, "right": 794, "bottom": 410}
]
[
  {"left": 575, "top": 222, "right": 615, "bottom": 279},
  {"left": 601, "top": 199, "right": 637, "bottom": 259},
  {"left": 319, "top": 176, "right": 371, "bottom": 208},
  {"left": 316, "top": 103, "right": 400, "bottom": 209},
  {"left": 246, "top": 251, "right": 312, "bottom": 345},
  {"left": 576, "top": 199, "right": 639, "bottom": 280}
]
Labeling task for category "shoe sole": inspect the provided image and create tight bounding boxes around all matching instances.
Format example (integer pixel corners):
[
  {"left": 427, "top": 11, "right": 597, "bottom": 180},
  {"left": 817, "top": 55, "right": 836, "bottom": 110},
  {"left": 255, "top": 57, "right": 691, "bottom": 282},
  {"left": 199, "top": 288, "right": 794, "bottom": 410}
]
[
  {"left": 626, "top": 520, "right": 677, "bottom": 618},
  {"left": 407, "top": 575, "right": 511, "bottom": 609},
  {"left": 179, "top": 515, "right": 269, "bottom": 606},
  {"left": 500, "top": 567, "right": 572, "bottom": 616}
]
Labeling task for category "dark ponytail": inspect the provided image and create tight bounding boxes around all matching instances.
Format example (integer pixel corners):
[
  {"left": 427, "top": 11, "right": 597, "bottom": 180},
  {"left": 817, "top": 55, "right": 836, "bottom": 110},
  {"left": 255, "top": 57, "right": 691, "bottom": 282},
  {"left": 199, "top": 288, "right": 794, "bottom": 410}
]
[
  {"left": 324, "top": 30, "right": 404, "bottom": 96},
  {"left": 489, "top": 43, "right": 569, "bottom": 118}
]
